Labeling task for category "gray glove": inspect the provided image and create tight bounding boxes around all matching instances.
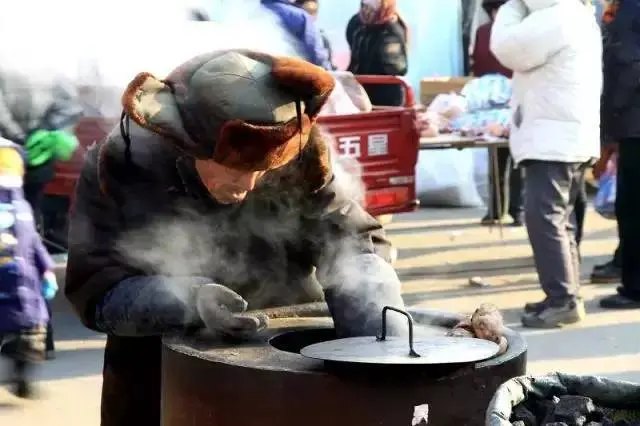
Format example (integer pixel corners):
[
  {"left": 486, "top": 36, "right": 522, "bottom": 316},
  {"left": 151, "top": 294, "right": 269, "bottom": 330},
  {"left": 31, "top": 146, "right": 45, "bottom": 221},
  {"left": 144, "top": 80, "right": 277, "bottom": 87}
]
[{"left": 195, "top": 284, "right": 269, "bottom": 340}]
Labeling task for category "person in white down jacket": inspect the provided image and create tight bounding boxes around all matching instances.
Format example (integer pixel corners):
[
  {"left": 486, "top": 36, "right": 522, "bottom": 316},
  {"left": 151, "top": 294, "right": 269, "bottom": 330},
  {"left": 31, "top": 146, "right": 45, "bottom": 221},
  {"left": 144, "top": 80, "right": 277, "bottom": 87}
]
[{"left": 490, "top": 0, "right": 602, "bottom": 328}]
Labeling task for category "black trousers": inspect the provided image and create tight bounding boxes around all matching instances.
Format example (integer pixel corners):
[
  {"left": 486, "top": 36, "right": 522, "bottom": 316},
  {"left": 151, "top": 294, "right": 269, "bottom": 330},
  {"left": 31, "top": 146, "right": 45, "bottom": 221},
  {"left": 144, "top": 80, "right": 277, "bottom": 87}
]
[
  {"left": 488, "top": 147, "right": 524, "bottom": 220},
  {"left": 613, "top": 244, "right": 622, "bottom": 267},
  {"left": 616, "top": 139, "right": 640, "bottom": 299},
  {"left": 574, "top": 178, "right": 587, "bottom": 247}
]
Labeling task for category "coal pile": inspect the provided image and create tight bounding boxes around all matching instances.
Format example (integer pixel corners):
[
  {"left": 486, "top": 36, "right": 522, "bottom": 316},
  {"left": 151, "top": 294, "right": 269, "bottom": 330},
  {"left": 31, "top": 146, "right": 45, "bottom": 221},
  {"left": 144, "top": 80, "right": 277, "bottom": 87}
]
[{"left": 511, "top": 395, "right": 640, "bottom": 426}]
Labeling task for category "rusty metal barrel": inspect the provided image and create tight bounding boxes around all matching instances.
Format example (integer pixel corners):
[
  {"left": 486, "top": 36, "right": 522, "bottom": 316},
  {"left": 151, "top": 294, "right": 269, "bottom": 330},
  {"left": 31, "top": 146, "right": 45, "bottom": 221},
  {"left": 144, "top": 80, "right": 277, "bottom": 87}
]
[{"left": 161, "top": 308, "right": 527, "bottom": 426}]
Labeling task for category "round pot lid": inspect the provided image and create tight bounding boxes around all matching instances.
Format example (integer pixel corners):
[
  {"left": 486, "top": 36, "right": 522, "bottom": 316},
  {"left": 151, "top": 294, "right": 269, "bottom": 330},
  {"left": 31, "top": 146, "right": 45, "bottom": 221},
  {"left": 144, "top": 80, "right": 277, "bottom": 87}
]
[
  {"left": 300, "top": 306, "right": 500, "bottom": 365},
  {"left": 300, "top": 335, "right": 500, "bottom": 365}
]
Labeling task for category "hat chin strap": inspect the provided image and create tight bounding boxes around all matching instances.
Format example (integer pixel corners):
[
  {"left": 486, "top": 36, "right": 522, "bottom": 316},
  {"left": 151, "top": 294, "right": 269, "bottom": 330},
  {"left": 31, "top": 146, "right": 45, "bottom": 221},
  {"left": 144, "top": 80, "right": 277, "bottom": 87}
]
[{"left": 0, "top": 176, "right": 23, "bottom": 189}]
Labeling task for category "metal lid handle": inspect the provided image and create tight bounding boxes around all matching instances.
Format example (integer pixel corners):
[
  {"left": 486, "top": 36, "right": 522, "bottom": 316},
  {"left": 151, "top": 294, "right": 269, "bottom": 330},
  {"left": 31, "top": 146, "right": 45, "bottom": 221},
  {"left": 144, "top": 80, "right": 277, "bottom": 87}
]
[{"left": 376, "top": 306, "right": 421, "bottom": 358}]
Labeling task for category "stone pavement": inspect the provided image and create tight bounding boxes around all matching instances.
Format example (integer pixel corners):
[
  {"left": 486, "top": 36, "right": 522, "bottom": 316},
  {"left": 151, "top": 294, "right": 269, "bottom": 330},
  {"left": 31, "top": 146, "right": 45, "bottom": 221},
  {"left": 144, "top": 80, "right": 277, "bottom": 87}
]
[{"left": 1, "top": 207, "right": 636, "bottom": 426}]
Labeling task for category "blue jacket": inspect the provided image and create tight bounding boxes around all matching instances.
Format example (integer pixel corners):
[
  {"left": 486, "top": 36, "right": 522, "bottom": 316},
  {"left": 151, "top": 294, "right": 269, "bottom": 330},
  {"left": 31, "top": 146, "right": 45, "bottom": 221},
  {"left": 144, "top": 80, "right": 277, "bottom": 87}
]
[
  {"left": 260, "top": 0, "right": 331, "bottom": 69},
  {"left": 0, "top": 143, "right": 53, "bottom": 332}
]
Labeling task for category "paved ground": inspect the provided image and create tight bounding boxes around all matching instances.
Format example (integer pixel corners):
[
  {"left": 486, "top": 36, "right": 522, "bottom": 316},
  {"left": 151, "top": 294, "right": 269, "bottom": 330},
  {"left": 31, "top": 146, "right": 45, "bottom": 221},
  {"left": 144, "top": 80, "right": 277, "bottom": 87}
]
[{"left": 1, "top": 206, "right": 636, "bottom": 425}]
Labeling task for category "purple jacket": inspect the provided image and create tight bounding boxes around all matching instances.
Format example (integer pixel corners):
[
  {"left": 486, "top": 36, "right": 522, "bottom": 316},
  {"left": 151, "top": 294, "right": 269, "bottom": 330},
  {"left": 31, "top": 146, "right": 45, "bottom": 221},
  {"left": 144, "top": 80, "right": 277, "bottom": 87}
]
[
  {"left": 260, "top": 0, "right": 332, "bottom": 69},
  {"left": 0, "top": 185, "right": 54, "bottom": 332}
]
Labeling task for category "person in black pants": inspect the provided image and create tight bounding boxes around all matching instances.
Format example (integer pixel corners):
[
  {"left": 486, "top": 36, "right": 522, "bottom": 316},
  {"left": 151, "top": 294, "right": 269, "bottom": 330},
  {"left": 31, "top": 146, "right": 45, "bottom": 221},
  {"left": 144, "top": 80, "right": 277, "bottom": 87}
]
[
  {"left": 590, "top": 144, "right": 622, "bottom": 283},
  {"left": 471, "top": 0, "right": 524, "bottom": 226},
  {"left": 591, "top": 244, "right": 621, "bottom": 283},
  {"left": 599, "top": 0, "right": 640, "bottom": 309},
  {"left": 483, "top": 148, "right": 524, "bottom": 226},
  {"left": 600, "top": 141, "right": 640, "bottom": 308}
]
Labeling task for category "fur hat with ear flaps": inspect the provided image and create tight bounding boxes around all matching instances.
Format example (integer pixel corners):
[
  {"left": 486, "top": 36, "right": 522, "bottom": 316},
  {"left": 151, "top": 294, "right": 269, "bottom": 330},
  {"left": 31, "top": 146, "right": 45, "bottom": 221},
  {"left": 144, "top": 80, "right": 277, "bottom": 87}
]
[{"left": 121, "top": 50, "right": 336, "bottom": 190}]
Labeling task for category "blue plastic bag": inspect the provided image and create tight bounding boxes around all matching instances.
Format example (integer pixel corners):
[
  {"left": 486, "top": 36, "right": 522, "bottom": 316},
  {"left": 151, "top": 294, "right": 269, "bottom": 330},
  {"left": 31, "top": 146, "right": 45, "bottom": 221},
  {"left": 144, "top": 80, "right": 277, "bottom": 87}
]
[{"left": 594, "top": 154, "right": 617, "bottom": 220}]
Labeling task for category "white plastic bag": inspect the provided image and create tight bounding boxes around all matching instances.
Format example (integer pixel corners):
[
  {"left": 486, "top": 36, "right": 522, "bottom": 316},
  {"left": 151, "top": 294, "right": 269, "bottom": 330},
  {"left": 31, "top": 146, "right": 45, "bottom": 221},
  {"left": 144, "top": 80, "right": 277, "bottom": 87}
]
[
  {"left": 332, "top": 71, "right": 373, "bottom": 113},
  {"left": 416, "top": 149, "right": 484, "bottom": 207},
  {"left": 427, "top": 93, "right": 467, "bottom": 118},
  {"left": 320, "top": 72, "right": 372, "bottom": 116}
]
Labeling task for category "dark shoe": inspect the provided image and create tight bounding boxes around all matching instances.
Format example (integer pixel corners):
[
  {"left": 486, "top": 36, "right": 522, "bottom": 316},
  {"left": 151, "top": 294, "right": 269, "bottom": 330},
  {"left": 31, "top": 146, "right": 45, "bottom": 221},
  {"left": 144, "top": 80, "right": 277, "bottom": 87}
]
[
  {"left": 480, "top": 215, "right": 502, "bottom": 226},
  {"left": 510, "top": 218, "right": 524, "bottom": 227},
  {"left": 524, "top": 298, "right": 550, "bottom": 314},
  {"left": 593, "top": 260, "right": 613, "bottom": 272},
  {"left": 599, "top": 294, "right": 640, "bottom": 310},
  {"left": 45, "top": 350, "right": 55, "bottom": 360},
  {"left": 521, "top": 299, "right": 585, "bottom": 328},
  {"left": 590, "top": 262, "right": 621, "bottom": 284},
  {"left": 510, "top": 215, "right": 524, "bottom": 227},
  {"left": 13, "top": 379, "right": 35, "bottom": 399}
]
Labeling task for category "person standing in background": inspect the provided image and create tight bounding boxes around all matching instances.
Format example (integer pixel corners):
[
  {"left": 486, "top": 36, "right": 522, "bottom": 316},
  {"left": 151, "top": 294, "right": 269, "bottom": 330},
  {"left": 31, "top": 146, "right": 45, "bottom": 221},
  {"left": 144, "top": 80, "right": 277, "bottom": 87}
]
[
  {"left": 346, "top": 0, "right": 409, "bottom": 107},
  {"left": 491, "top": 0, "right": 602, "bottom": 328},
  {"left": 472, "top": 0, "right": 524, "bottom": 227},
  {"left": 590, "top": 0, "right": 622, "bottom": 285},
  {"left": 0, "top": 139, "right": 58, "bottom": 398},
  {"left": 295, "top": 0, "right": 337, "bottom": 70},
  {"left": 598, "top": 0, "right": 640, "bottom": 309},
  {"left": 261, "top": 0, "right": 332, "bottom": 70},
  {"left": 0, "top": 72, "right": 83, "bottom": 359}
]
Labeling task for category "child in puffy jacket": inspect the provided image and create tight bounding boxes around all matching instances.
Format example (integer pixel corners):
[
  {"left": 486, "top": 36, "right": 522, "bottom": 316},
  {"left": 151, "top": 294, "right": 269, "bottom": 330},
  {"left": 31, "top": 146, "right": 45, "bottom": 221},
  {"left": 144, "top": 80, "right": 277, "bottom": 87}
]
[{"left": 0, "top": 138, "right": 57, "bottom": 399}]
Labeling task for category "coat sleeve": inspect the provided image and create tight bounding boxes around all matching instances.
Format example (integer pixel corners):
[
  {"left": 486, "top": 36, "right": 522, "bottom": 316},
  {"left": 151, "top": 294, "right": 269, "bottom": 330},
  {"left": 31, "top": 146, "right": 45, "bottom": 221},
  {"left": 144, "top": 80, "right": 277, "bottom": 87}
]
[
  {"left": 490, "top": 0, "right": 568, "bottom": 72},
  {"left": 0, "top": 92, "right": 26, "bottom": 143},
  {"left": 32, "top": 231, "right": 55, "bottom": 277},
  {"left": 303, "top": 176, "right": 406, "bottom": 338},
  {"left": 299, "top": 12, "right": 332, "bottom": 69},
  {"left": 44, "top": 78, "right": 84, "bottom": 132},
  {"left": 378, "top": 24, "right": 408, "bottom": 76},
  {"left": 65, "top": 140, "right": 207, "bottom": 335}
]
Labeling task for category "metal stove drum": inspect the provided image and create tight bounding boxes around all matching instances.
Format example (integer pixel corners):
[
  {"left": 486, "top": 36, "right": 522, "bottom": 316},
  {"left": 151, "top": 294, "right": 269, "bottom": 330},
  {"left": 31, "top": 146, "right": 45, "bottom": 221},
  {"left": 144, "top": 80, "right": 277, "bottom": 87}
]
[{"left": 162, "top": 306, "right": 527, "bottom": 426}]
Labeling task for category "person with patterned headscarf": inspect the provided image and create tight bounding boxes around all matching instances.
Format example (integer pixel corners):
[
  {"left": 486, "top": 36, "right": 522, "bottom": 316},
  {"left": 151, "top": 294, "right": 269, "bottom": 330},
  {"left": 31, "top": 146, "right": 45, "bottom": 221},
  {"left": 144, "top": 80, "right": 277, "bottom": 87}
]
[{"left": 346, "top": 0, "right": 409, "bottom": 106}]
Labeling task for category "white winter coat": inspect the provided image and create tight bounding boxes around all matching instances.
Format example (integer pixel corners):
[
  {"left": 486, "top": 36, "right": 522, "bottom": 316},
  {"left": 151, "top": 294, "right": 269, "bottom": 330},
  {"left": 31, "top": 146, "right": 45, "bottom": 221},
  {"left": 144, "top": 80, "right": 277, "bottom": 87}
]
[{"left": 490, "top": 0, "right": 602, "bottom": 165}]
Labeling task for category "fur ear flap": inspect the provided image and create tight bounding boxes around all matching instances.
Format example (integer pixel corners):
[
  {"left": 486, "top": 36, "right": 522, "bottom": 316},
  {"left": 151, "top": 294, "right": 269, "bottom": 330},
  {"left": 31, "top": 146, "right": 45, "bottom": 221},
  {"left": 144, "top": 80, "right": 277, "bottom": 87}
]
[
  {"left": 301, "top": 127, "right": 332, "bottom": 193},
  {"left": 121, "top": 72, "right": 166, "bottom": 128},
  {"left": 271, "top": 57, "right": 336, "bottom": 118},
  {"left": 274, "top": 126, "right": 332, "bottom": 194},
  {"left": 121, "top": 72, "right": 204, "bottom": 156}
]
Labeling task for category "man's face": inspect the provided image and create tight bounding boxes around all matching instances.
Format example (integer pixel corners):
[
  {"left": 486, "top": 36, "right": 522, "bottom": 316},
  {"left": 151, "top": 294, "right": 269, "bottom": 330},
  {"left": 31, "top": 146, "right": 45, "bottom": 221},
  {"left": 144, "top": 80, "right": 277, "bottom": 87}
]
[
  {"left": 302, "top": 1, "right": 318, "bottom": 18},
  {"left": 194, "top": 159, "right": 265, "bottom": 204}
]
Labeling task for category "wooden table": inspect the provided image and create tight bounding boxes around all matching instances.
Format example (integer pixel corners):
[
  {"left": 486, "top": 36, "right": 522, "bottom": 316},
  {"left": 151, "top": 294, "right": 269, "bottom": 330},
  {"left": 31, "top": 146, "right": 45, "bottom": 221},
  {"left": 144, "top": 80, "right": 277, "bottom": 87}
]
[
  {"left": 419, "top": 134, "right": 509, "bottom": 150},
  {"left": 419, "top": 134, "right": 510, "bottom": 238}
]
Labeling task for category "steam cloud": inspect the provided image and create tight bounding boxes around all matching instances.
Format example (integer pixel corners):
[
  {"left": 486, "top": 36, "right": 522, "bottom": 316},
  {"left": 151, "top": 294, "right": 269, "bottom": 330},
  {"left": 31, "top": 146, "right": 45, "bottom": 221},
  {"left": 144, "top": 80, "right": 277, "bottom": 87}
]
[
  {"left": 0, "top": 1, "right": 394, "bottom": 328},
  {"left": 115, "top": 132, "right": 372, "bottom": 311}
]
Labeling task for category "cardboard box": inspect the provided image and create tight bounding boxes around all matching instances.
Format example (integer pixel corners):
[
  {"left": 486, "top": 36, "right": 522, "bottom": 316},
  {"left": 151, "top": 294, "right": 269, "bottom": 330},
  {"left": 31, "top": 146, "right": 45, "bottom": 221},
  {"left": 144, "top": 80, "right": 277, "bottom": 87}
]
[{"left": 420, "top": 77, "right": 473, "bottom": 106}]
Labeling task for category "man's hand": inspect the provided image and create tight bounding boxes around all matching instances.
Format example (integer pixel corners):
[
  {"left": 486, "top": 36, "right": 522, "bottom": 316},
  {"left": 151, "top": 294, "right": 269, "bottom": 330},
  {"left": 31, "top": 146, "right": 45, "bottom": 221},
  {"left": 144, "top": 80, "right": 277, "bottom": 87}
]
[
  {"left": 195, "top": 284, "right": 268, "bottom": 340},
  {"left": 593, "top": 143, "right": 618, "bottom": 179}
]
